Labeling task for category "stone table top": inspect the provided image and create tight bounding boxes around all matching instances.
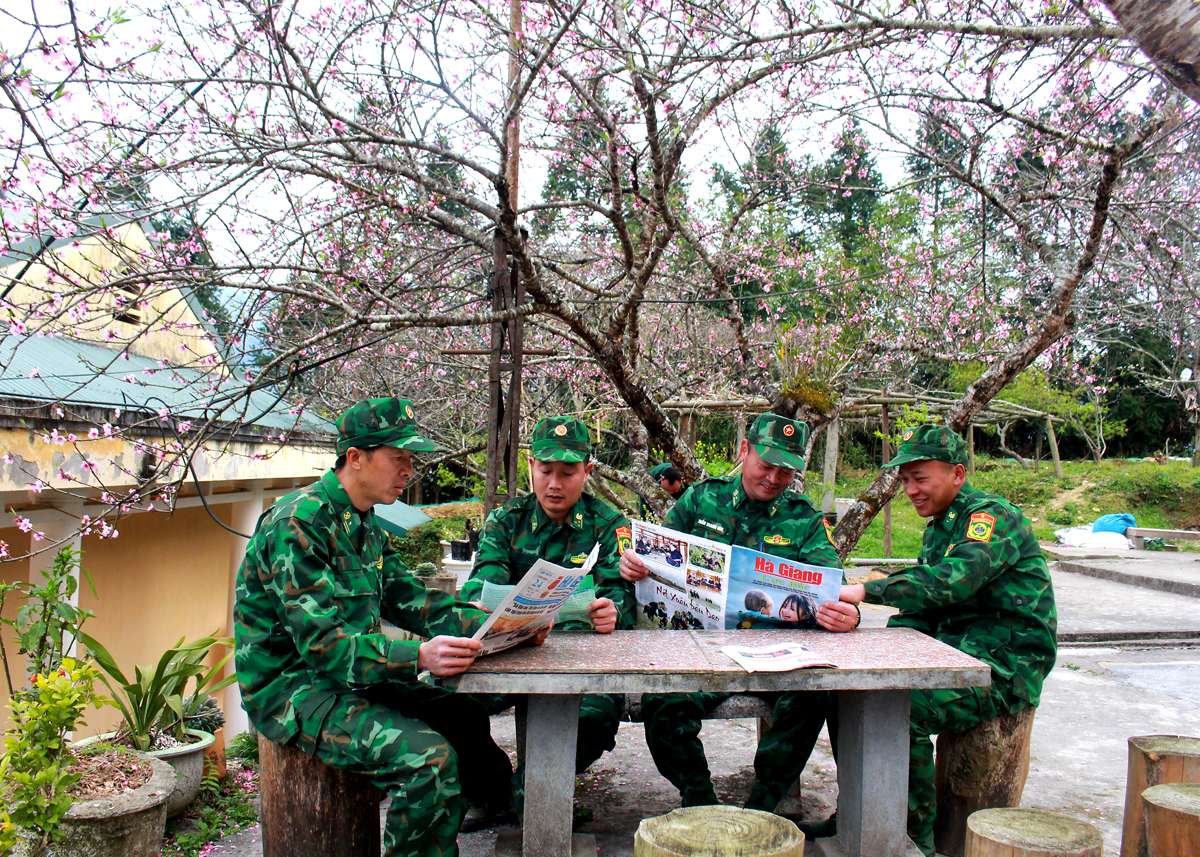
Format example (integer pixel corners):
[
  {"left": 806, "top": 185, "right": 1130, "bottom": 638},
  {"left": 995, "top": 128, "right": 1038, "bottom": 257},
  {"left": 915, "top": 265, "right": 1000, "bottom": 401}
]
[{"left": 445, "top": 628, "right": 991, "bottom": 695}]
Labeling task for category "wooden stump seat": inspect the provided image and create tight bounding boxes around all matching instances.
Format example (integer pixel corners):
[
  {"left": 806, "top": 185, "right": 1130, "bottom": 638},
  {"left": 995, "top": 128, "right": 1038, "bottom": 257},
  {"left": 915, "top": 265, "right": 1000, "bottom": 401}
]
[
  {"left": 934, "top": 706, "right": 1037, "bottom": 857},
  {"left": 964, "top": 808, "right": 1102, "bottom": 857},
  {"left": 259, "top": 737, "right": 385, "bottom": 857},
  {"left": 634, "top": 805, "right": 805, "bottom": 856},
  {"left": 1142, "top": 782, "right": 1200, "bottom": 857},
  {"left": 1121, "top": 734, "right": 1200, "bottom": 857}
]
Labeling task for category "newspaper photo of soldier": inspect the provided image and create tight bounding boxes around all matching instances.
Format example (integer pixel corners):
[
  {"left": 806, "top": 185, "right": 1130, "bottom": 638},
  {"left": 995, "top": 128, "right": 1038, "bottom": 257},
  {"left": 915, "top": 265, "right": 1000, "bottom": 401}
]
[{"left": 688, "top": 543, "right": 726, "bottom": 576}]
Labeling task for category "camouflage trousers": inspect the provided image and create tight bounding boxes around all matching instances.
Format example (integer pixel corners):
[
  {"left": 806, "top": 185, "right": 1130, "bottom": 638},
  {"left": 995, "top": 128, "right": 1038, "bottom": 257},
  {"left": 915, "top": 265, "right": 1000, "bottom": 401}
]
[
  {"left": 482, "top": 693, "right": 624, "bottom": 813},
  {"left": 307, "top": 683, "right": 513, "bottom": 857},
  {"left": 908, "top": 684, "right": 1025, "bottom": 857},
  {"left": 643, "top": 690, "right": 833, "bottom": 811}
]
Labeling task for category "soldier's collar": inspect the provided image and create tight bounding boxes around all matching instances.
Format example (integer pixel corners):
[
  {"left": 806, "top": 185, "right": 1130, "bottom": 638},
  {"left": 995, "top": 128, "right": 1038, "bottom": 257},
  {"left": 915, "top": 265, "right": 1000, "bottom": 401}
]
[
  {"left": 936, "top": 482, "right": 976, "bottom": 530},
  {"left": 733, "top": 479, "right": 784, "bottom": 517},
  {"left": 532, "top": 498, "right": 584, "bottom": 533}
]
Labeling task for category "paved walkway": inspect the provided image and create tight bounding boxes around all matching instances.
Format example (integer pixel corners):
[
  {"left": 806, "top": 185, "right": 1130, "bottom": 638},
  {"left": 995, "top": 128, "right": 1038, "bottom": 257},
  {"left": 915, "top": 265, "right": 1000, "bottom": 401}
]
[{"left": 207, "top": 545, "right": 1200, "bottom": 856}]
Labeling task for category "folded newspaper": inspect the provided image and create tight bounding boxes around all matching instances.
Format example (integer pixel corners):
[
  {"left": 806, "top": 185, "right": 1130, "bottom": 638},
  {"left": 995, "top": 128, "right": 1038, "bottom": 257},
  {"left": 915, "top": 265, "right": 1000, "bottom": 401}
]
[
  {"left": 720, "top": 642, "right": 838, "bottom": 673},
  {"left": 472, "top": 543, "right": 600, "bottom": 656},
  {"left": 631, "top": 519, "right": 842, "bottom": 631}
]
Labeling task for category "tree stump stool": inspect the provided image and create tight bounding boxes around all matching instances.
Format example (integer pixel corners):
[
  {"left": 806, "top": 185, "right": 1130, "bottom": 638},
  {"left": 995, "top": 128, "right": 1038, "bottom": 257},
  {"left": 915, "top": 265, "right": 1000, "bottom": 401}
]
[
  {"left": 934, "top": 706, "right": 1037, "bottom": 857},
  {"left": 1143, "top": 782, "right": 1200, "bottom": 857},
  {"left": 964, "top": 808, "right": 1102, "bottom": 857},
  {"left": 1121, "top": 734, "right": 1200, "bottom": 857},
  {"left": 259, "top": 738, "right": 386, "bottom": 857},
  {"left": 634, "top": 806, "right": 805, "bottom": 856}
]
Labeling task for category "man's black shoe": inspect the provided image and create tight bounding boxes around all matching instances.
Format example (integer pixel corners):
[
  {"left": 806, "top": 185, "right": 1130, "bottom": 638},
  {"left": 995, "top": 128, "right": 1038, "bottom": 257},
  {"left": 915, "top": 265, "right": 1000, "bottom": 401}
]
[{"left": 797, "top": 812, "right": 837, "bottom": 839}]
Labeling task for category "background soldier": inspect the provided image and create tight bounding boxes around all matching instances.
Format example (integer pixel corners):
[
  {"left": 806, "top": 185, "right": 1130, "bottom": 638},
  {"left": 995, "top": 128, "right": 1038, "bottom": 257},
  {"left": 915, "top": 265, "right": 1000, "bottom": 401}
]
[
  {"left": 620, "top": 413, "right": 859, "bottom": 814},
  {"left": 461, "top": 415, "right": 636, "bottom": 816},
  {"left": 234, "top": 397, "right": 514, "bottom": 857},
  {"left": 837, "top": 424, "right": 1057, "bottom": 856}
]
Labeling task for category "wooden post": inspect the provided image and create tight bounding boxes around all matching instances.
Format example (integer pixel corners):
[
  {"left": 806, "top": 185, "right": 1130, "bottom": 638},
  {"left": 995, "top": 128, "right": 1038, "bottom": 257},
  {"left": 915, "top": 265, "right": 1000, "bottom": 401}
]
[
  {"left": 967, "top": 424, "right": 975, "bottom": 476},
  {"left": 259, "top": 738, "right": 385, "bottom": 857},
  {"left": 1046, "top": 417, "right": 1063, "bottom": 478},
  {"left": 933, "top": 707, "right": 1036, "bottom": 857},
  {"left": 881, "top": 404, "right": 892, "bottom": 558},
  {"left": 678, "top": 411, "right": 699, "bottom": 449},
  {"left": 964, "top": 808, "right": 1101, "bottom": 857},
  {"left": 1121, "top": 735, "right": 1200, "bottom": 857},
  {"left": 822, "top": 418, "right": 840, "bottom": 515},
  {"left": 1143, "top": 782, "right": 1200, "bottom": 857},
  {"left": 634, "top": 806, "right": 804, "bottom": 856},
  {"left": 1033, "top": 429, "right": 1042, "bottom": 472}
]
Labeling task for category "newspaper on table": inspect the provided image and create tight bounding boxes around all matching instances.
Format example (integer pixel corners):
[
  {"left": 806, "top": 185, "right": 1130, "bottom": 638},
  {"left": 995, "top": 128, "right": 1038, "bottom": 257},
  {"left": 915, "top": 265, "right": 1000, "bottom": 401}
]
[
  {"left": 631, "top": 519, "right": 842, "bottom": 631},
  {"left": 472, "top": 543, "right": 600, "bottom": 656},
  {"left": 720, "top": 642, "right": 838, "bottom": 673}
]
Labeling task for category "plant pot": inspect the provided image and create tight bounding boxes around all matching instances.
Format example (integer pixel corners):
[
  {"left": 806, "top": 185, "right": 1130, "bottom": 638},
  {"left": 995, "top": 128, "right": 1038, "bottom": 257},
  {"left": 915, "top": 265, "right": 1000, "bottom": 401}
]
[
  {"left": 77, "top": 729, "right": 216, "bottom": 818},
  {"left": 14, "top": 754, "right": 175, "bottom": 857}
]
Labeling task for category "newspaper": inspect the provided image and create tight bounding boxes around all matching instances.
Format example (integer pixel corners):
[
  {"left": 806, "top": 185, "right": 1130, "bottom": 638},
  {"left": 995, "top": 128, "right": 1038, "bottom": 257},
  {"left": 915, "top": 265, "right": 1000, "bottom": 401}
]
[
  {"left": 720, "top": 642, "right": 838, "bottom": 673},
  {"left": 632, "top": 519, "right": 842, "bottom": 631},
  {"left": 472, "top": 543, "right": 599, "bottom": 655}
]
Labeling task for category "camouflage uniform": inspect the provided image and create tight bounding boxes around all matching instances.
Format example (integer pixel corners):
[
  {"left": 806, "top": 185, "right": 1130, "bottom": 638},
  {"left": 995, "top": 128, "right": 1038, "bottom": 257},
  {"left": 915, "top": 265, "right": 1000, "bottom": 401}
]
[
  {"left": 461, "top": 416, "right": 636, "bottom": 809},
  {"left": 642, "top": 414, "right": 845, "bottom": 812},
  {"left": 235, "top": 398, "right": 512, "bottom": 857},
  {"left": 863, "top": 425, "right": 1057, "bottom": 856}
]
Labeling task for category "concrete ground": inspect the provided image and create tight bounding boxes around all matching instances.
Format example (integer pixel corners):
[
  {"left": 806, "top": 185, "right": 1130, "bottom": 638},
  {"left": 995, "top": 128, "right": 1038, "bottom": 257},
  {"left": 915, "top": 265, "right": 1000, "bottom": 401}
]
[{"left": 208, "top": 547, "right": 1200, "bottom": 856}]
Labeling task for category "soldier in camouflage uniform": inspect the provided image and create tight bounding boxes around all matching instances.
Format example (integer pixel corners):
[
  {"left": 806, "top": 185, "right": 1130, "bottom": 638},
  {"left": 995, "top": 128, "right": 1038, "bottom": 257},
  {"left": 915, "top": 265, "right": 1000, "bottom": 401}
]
[
  {"left": 620, "top": 414, "right": 861, "bottom": 813},
  {"left": 235, "top": 397, "right": 516, "bottom": 857},
  {"left": 461, "top": 415, "right": 635, "bottom": 811},
  {"left": 837, "top": 424, "right": 1057, "bottom": 856}
]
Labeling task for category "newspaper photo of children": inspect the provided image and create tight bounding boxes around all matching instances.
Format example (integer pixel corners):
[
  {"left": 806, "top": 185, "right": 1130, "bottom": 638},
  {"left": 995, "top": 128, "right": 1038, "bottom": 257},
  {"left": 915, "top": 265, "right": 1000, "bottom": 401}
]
[{"left": 779, "top": 593, "right": 819, "bottom": 627}]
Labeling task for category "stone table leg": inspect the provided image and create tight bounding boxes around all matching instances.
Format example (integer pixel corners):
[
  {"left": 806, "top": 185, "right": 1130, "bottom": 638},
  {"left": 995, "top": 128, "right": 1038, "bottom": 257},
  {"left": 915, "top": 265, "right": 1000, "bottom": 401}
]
[
  {"left": 522, "top": 693, "right": 582, "bottom": 857},
  {"left": 835, "top": 689, "right": 916, "bottom": 857}
]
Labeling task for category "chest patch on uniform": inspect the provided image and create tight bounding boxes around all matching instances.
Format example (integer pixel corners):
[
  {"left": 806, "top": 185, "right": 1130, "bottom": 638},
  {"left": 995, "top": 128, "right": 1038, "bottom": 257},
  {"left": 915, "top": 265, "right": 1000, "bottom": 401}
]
[
  {"left": 698, "top": 519, "right": 726, "bottom": 535},
  {"left": 763, "top": 534, "right": 791, "bottom": 546},
  {"left": 569, "top": 553, "right": 588, "bottom": 564},
  {"left": 823, "top": 519, "right": 836, "bottom": 544},
  {"left": 966, "top": 512, "right": 996, "bottom": 542},
  {"left": 616, "top": 525, "right": 632, "bottom": 555}
]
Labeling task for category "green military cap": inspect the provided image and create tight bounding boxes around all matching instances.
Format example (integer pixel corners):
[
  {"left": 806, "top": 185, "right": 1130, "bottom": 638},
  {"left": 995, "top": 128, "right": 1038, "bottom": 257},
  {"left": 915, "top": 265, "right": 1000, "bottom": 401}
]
[
  {"left": 529, "top": 415, "right": 591, "bottom": 463},
  {"left": 746, "top": 413, "right": 810, "bottom": 470},
  {"left": 886, "top": 424, "right": 968, "bottom": 467},
  {"left": 335, "top": 397, "right": 439, "bottom": 455},
  {"left": 649, "top": 463, "right": 672, "bottom": 479}
]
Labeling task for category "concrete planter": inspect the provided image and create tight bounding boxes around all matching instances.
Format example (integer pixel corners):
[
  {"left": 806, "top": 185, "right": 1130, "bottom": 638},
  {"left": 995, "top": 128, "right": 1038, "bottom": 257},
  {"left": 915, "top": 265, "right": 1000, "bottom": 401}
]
[
  {"left": 77, "top": 729, "right": 215, "bottom": 818},
  {"left": 14, "top": 755, "right": 175, "bottom": 857}
]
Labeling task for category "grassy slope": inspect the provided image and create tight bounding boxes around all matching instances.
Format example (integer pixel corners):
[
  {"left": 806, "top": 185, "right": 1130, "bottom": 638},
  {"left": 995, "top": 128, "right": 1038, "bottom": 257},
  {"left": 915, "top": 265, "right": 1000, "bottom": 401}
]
[{"left": 831, "top": 457, "right": 1200, "bottom": 559}]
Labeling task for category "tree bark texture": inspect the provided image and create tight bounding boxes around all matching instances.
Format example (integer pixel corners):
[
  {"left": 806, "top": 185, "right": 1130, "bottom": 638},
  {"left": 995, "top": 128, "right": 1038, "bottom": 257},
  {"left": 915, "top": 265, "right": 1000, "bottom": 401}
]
[
  {"left": 964, "top": 809, "right": 1102, "bottom": 857},
  {"left": 259, "top": 738, "right": 385, "bottom": 857},
  {"left": 1103, "top": 0, "right": 1200, "bottom": 106},
  {"left": 633, "top": 805, "right": 805, "bottom": 856},
  {"left": 933, "top": 707, "right": 1036, "bottom": 857},
  {"left": 1120, "top": 734, "right": 1200, "bottom": 857}
]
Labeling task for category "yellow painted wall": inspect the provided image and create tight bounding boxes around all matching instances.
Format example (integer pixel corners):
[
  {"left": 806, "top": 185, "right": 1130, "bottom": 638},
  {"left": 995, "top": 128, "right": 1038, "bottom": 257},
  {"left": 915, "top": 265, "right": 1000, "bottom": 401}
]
[{"left": 0, "top": 533, "right": 31, "bottom": 726}]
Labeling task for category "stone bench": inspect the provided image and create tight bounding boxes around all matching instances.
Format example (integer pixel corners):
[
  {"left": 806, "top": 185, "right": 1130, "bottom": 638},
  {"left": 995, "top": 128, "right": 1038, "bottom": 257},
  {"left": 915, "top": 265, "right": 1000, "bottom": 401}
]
[
  {"left": 625, "top": 693, "right": 777, "bottom": 739},
  {"left": 258, "top": 737, "right": 385, "bottom": 857},
  {"left": 1125, "top": 527, "right": 1200, "bottom": 550}
]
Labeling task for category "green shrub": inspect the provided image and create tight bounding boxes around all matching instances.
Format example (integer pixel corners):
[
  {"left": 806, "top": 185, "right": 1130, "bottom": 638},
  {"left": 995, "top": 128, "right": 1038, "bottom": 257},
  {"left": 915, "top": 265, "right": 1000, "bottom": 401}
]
[
  {"left": 970, "top": 466, "right": 1057, "bottom": 506},
  {"left": 225, "top": 730, "right": 259, "bottom": 765},
  {"left": 394, "top": 523, "right": 448, "bottom": 567}
]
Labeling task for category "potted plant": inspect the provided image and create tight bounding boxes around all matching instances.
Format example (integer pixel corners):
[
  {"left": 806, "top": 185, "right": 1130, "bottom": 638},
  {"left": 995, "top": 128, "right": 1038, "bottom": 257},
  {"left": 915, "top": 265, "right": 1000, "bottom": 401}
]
[{"left": 76, "top": 632, "right": 234, "bottom": 817}]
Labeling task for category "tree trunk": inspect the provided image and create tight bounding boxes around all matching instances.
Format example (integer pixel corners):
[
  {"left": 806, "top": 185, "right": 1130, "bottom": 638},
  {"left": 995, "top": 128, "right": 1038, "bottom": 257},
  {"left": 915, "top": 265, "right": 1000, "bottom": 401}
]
[
  {"left": 1120, "top": 735, "right": 1200, "bottom": 857},
  {"left": 1102, "top": 0, "right": 1200, "bottom": 107},
  {"left": 634, "top": 806, "right": 804, "bottom": 856},
  {"left": 1142, "top": 782, "right": 1200, "bottom": 857},
  {"left": 964, "top": 809, "right": 1102, "bottom": 857}
]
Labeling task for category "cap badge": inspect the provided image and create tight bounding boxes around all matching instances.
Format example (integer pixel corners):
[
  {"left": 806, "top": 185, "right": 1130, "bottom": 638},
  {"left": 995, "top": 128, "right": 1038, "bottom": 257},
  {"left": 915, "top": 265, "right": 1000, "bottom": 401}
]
[
  {"left": 405, "top": 405, "right": 414, "bottom": 418},
  {"left": 783, "top": 424, "right": 794, "bottom": 436},
  {"left": 903, "top": 430, "right": 914, "bottom": 440},
  {"left": 555, "top": 425, "right": 568, "bottom": 436}
]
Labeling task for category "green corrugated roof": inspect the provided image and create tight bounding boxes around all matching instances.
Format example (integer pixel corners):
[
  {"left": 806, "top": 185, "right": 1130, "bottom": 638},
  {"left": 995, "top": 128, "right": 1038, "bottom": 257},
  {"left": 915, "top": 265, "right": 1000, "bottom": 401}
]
[
  {"left": 373, "top": 501, "right": 434, "bottom": 537},
  {"left": 0, "top": 334, "right": 331, "bottom": 435}
]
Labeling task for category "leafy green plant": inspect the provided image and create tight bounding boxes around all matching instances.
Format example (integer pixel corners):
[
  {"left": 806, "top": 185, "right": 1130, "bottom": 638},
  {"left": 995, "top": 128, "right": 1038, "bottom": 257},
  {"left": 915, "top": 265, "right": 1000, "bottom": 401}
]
[
  {"left": 225, "top": 730, "right": 259, "bottom": 765},
  {"left": 0, "top": 658, "right": 108, "bottom": 857},
  {"left": 0, "top": 546, "right": 96, "bottom": 698},
  {"left": 79, "top": 633, "right": 235, "bottom": 751}
]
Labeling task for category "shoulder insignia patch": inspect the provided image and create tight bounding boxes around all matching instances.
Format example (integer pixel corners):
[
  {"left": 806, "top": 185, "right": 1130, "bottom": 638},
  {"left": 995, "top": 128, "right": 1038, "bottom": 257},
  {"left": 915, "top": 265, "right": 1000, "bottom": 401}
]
[
  {"left": 966, "top": 512, "right": 996, "bottom": 542},
  {"left": 763, "top": 534, "right": 791, "bottom": 546},
  {"left": 822, "top": 519, "right": 836, "bottom": 544},
  {"left": 616, "top": 525, "right": 632, "bottom": 555}
]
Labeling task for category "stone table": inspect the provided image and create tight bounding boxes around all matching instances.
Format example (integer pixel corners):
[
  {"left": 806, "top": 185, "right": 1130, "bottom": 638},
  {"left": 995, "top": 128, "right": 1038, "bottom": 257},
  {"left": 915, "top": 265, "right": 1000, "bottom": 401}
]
[{"left": 446, "top": 628, "right": 989, "bottom": 857}]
